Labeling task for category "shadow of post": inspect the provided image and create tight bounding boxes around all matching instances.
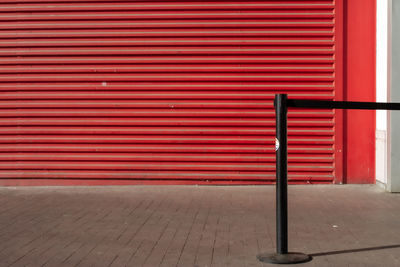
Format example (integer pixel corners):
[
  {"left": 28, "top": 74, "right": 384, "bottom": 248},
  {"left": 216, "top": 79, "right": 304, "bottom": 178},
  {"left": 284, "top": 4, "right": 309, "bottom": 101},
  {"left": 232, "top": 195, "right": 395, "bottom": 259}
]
[{"left": 310, "top": 244, "right": 400, "bottom": 257}]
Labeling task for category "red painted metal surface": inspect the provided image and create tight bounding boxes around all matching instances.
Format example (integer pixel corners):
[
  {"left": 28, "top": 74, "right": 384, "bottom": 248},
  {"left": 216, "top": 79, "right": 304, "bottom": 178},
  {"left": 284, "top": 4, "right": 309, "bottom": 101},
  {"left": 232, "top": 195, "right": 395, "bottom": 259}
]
[
  {"left": 333, "top": 0, "right": 344, "bottom": 184},
  {"left": 344, "top": 0, "right": 376, "bottom": 183},
  {"left": 0, "top": 0, "right": 339, "bottom": 185}
]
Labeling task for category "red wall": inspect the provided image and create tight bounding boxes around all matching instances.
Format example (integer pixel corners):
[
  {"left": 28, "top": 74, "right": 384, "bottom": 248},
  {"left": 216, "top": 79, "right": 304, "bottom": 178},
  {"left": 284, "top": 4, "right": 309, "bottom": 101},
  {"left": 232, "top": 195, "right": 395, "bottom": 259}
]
[{"left": 344, "top": 0, "right": 376, "bottom": 183}]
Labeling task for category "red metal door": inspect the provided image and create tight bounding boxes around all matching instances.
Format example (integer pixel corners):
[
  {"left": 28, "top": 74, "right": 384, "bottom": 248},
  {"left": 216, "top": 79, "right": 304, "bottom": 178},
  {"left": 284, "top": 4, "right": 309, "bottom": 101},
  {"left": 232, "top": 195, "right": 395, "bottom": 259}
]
[{"left": 0, "top": 1, "right": 340, "bottom": 185}]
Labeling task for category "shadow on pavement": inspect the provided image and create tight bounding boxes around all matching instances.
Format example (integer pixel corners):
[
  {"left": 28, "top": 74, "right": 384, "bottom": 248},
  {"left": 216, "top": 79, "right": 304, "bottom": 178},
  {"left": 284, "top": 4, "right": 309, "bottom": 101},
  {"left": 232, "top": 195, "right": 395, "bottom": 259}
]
[{"left": 310, "top": 244, "right": 400, "bottom": 257}]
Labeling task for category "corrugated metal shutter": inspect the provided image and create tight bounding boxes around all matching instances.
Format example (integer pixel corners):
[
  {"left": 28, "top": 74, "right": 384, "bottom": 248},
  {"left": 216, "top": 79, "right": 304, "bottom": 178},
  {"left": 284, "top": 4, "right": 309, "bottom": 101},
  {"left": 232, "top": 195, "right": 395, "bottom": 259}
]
[{"left": 0, "top": 0, "right": 337, "bottom": 185}]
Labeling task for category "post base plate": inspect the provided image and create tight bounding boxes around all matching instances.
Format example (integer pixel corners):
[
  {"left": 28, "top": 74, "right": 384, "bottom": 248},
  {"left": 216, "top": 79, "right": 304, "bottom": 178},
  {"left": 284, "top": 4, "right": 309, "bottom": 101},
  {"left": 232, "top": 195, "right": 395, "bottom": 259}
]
[{"left": 257, "top": 252, "right": 312, "bottom": 264}]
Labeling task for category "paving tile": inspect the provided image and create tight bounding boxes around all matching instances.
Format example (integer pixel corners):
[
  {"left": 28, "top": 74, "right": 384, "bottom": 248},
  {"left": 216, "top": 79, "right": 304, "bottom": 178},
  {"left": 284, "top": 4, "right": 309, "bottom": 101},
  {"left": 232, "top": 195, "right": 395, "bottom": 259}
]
[{"left": 0, "top": 185, "right": 400, "bottom": 267}]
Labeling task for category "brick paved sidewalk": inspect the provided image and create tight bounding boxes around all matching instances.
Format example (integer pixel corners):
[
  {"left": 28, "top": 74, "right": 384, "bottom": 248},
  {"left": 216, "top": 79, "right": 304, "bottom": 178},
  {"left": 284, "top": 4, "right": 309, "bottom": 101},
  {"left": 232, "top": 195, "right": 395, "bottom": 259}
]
[{"left": 0, "top": 185, "right": 399, "bottom": 267}]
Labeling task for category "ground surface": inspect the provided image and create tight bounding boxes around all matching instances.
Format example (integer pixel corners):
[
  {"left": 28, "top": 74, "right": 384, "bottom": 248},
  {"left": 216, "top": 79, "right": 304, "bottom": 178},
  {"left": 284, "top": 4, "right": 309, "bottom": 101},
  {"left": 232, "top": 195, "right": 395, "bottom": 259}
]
[{"left": 0, "top": 185, "right": 399, "bottom": 267}]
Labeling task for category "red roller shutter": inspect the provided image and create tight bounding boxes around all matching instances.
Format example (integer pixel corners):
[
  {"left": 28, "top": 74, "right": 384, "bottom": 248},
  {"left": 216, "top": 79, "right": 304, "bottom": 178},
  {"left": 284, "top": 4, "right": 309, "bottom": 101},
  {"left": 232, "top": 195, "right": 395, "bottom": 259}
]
[{"left": 0, "top": 0, "right": 341, "bottom": 185}]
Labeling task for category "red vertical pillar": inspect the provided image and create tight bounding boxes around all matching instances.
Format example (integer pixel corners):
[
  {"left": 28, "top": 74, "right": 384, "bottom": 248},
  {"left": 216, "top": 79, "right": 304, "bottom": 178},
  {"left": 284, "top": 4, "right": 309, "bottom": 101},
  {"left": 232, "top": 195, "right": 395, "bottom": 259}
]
[{"left": 344, "top": 0, "right": 376, "bottom": 183}]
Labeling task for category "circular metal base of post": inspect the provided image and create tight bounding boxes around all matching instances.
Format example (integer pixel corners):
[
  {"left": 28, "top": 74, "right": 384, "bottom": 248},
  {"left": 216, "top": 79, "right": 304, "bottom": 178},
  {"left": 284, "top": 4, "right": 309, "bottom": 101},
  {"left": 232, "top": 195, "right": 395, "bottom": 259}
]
[{"left": 257, "top": 252, "right": 312, "bottom": 264}]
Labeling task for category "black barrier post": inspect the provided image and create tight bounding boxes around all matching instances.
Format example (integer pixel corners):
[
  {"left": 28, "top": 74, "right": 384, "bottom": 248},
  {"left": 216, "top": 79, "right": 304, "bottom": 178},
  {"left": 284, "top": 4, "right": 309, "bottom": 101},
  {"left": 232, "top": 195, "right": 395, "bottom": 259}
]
[
  {"left": 257, "top": 94, "right": 312, "bottom": 264},
  {"left": 275, "top": 93, "right": 288, "bottom": 254},
  {"left": 257, "top": 95, "right": 400, "bottom": 265}
]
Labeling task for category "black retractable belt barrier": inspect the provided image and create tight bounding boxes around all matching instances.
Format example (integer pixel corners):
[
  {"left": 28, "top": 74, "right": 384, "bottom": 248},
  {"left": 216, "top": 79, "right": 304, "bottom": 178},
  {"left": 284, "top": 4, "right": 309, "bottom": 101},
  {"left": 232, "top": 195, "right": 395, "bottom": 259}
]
[{"left": 257, "top": 94, "right": 400, "bottom": 265}]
